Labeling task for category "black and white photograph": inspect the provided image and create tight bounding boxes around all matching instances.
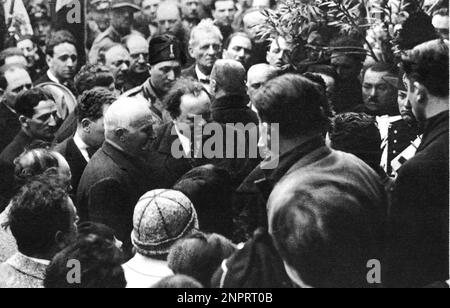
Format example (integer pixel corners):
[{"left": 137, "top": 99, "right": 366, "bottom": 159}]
[{"left": 0, "top": 0, "right": 448, "bottom": 291}]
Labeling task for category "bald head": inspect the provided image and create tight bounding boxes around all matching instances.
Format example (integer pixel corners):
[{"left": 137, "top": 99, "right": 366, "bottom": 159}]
[
  {"left": 104, "top": 97, "right": 154, "bottom": 156},
  {"left": 210, "top": 59, "right": 246, "bottom": 97},
  {"left": 247, "top": 63, "right": 280, "bottom": 102},
  {"left": 105, "top": 97, "right": 152, "bottom": 132},
  {"left": 243, "top": 10, "right": 266, "bottom": 39}
]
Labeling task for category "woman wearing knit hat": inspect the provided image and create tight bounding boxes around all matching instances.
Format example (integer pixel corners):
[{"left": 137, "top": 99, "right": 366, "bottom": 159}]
[{"left": 123, "top": 189, "right": 200, "bottom": 288}]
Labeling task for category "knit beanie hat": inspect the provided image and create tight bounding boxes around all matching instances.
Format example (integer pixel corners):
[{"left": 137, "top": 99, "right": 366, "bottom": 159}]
[{"left": 131, "top": 189, "right": 199, "bottom": 257}]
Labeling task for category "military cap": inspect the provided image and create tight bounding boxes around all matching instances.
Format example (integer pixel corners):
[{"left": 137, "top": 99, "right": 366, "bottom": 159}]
[
  {"left": 110, "top": 0, "right": 140, "bottom": 11},
  {"left": 148, "top": 34, "right": 184, "bottom": 65}
]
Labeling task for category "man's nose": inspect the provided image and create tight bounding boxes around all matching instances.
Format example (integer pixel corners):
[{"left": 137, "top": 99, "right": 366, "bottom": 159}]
[
  {"left": 138, "top": 54, "right": 146, "bottom": 63},
  {"left": 167, "top": 70, "right": 176, "bottom": 80},
  {"left": 120, "top": 62, "right": 129, "bottom": 71},
  {"left": 48, "top": 114, "right": 57, "bottom": 127}
]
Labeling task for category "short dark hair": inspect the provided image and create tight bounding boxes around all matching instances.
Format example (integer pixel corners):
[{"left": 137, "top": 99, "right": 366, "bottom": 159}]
[
  {"left": 362, "top": 62, "right": 397, "bottom": 79},
  {"left": 270, "top": 189, "right": 375, "bottom": 288},
  {"left": 164, "top": 77, "right": 209, "bottom": 119},
  {"left": 77, "top": 221, "right": 116, "bottom": 243},
  {"left": 224, "top": 32, "right": 251, "bottom": 50},
  {"left": 0, "top": 48, "right": 25, "bottom": 67},
  {"left": 6, "top": 172, "right": 73, "bottom": 256},
  {"left": 151, "top": 275, "right": 204, "bottom": 288},
  {"left": 173, "top": 165, "right": 233, "bottom": 238},
  {"left": 307, "top": 64, "right": 339, "bottom": 82},
  {"left": 44, "top": 234, "right": 126, "bottom": 288},
  {"left": 75, "top": 88, "right": 116, "bottom": 123},
  {"left": 74, "top": 64, "right": 115, "bottom": 94},
  {"left": 328, "top": 112, "right": 382, "bottom": 172},
  {"left": 14, "top": 87, "right": 54, "bottom": 118},
  {"left": 253, "top": 74, "right": 329, "bottom": 138},
  {"left": 401, "top": 39, "right": 449, "bottom": 98},
  {"left": 330, "top": 36, "right": 366, "bottom": 63},
  {"left": 46, "top": 30, "right": 77, "bottom": 57},
  {"left": 168, "top": 232, "right": 236, "bottom": 287}
]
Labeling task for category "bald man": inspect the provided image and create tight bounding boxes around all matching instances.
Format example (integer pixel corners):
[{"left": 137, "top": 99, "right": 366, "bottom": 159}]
[
  {"left": 210, "top": 59, "right": 258, "bottom": 127},
  {"left": 124, "top": 34, "right": 150, "bottom": 91},
  {"left": 246, "top": 63, "right": 280, "bottom": 111},
  {"left": 77, "top": 97, "right": 156, "bottom": 259}
]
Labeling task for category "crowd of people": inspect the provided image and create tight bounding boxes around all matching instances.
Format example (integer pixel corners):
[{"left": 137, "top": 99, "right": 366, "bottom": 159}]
[{"left": 0, "top": 0, "right": 448, "bottom": 288}]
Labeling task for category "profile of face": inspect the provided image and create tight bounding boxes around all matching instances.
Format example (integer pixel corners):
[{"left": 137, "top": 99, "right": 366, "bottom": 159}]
[
  {"left": 1, "top": 68, "right": 33, "bottom": 109},
  {"left": 330, "top": 53, "right": 362, "bottom": 81},
  {"left": 91, "top": 9, "right": 110, "bottom": 32},
  {"left": 47, "top": 42, "right": 78, "bottom": 82},
  {"left": 266, "top": 37, "right": 293, "bottom": 68},
  {"left": 223, "top": 35, "right": 253, "bottom": 69},
  {"left": 17, "top": 39, "right": 38, "bottom": 68},
  {"left": 397, "top": 89, "right": 415, "bottom": 125},
  {"left": 20, "top": 99, "right": 58, "bottom": 141},
  {"left": 59, "top": 197, "right": 79, "bottom": 248},
  {"left": 127, "top": 37, "right": 149, "bottom": 74},
  {"left": 156, "top": 5, "right": 182, "bottom": 35},
  {"left": 83, "top": 104, "right": 111, "bottom": 149},
  {"left": 189, "top": 32, "right": 223, "bottom": 73},
  {"left": 121, "top": 116, "right": 155, "bottom": 157},
  {"left": 247, "top": 68, "right": 271, "bottom": 102},
  {"left": 142, "top": 0, "right": 161, "bottom": 20},
  {"left": 181, "top": 0, "right": 200, "bottom": 20},
  {"left": 110, "top": 8, "right": 134, "bottom": 35},
  {"left": 213, "top": 0, "right": 237, "bottom": 27},
  {"left": 104, "top": 46, "right": 131, "bottom": 90},
  {"left": 176, "top": 91, "right": 211, "bottom": 134},
  {"left": 243, "top": 12, "right": 265, "bottom": 39},
  {"left": 362, "top": 69, "right": 398, "bottom": 116},
  {"left": 33, "top": 19, "right": 51, "bottom": 44},
  {"left": 316, "top": 73, "right": 336, "bottom": 104},
  {"left": 150, "top": 60, "right": 182, "bottom": 94},
  {"left": 404, "top": 77, "right": 427, "bottom": 122}
]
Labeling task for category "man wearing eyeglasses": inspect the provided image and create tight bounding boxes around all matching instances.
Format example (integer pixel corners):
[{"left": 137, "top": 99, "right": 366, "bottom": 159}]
[
  {"left": 34, "top": 30, "right": 78, "bottom": 95},
  {"left": 0, "top": 87, "right": 58, "bottom": 203},
  {"left": 104, "top": 44, "right": 131, "bottom": 93},
  {"left": 0, "top": 64, "right": 33, "bottom": 153}
]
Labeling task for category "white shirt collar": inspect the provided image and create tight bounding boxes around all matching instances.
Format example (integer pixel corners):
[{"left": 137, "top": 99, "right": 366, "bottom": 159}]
[
  {"left": 174, "top": 122, "right": 191, "bottom": 157},
  {"left": 73, "top": 132, "right": 90, "bottom": 162},
  {"left": 21, "top": 253, "right": 50, "bottom": 266},
  {"left": 195, "top": 65, "right": 209, "bottom": 82},
  {"left": 47, "top": 70, "right": 61, "bottom": 84}
]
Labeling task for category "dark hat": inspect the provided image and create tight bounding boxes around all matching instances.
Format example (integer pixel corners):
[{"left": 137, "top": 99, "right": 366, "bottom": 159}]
[
  {"left": 29, "top": 4, "right": 50, "bottom": 22},
  {"left": 148, "top": 35, "right": 184, "bottom": 66},
  {"left": 110, "top": 0, "right": 140, "bottom": 11}
]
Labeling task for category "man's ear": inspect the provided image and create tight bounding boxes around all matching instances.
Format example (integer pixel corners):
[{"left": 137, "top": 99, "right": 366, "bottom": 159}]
[
  {"left": 81, "top": 118, "right": 91, "bottom": 133},
  {"left": 413, "top": 81, "right": 428, "bottom": 104},
  {"left": 115, "top": 127, "right": 125, "bottom": 141},
  {"left": 19, "top": 115, "right": 28, "bottom": 128},
  {"left": 46, "top": 54, "right": 53, "bottom": 68},
  {"left": 54, "top": 230, "right": 72, "bottom": 251},
  {"left": 188, "top": 45, "right": 195, "bottom": 59}
]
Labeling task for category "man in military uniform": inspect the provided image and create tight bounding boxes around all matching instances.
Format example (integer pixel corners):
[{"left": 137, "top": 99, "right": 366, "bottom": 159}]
[
  {"left": 89, "top": 0, "right": 140, "bottom": 64},
  {"left": 122, "top": 34, "right": 184, "bottom": 127},
  {"left": 86, "top": 0, "right": 110, "bottom": 50}
]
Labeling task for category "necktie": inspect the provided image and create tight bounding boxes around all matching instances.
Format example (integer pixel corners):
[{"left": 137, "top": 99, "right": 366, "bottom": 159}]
[{"left": 86, "top": 147, "right": 96, "bottom": 159}]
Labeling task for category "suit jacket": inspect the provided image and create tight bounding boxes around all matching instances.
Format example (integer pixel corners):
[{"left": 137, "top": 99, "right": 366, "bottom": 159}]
[
  {"left": 387, "top": 111, "right": 449, "bottom": 288},
  {"left": 212, "top": 94, "right": 259, "bottom": 127},
  {"left": 54, "top": 137, "right": 88, "bottom": 197},
  {"left": 33, "top": 71, "right": 52, "bottom": 86},
  {"left": 77, "top": 142, "right": 156, "bottom": 258},
  {"left": 0, "top": 253, "right": 47, "bottom": 288},
  {"left": 54, "top": 111, "right": 77, "bottom": 144},
  {"left": 146, "top": 122, "right": 259, "bottom": 190},
  {"left": 0, "top": 130, "right": 34, "bottom": 206},
  {"left": 0, "top": 102, "right": 20, "bottom": 154},
  {"left": 181, "top": 64, "right": 198, "bottom": 81},
  {"left": 234, "top": 135, "right": 388, "bottom": 243}
]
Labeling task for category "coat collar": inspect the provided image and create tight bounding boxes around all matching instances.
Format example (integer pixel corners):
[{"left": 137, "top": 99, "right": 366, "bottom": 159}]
[
  {"left": 153, "top": 122, "right": 179, "bottom": 155},
  {"left": 102, "top": 142, "right": 146, "bottom": 176},
  {"left": 6, "top": 253, "right": 48, "bottom": 281},
  {"left": 237, "top": 135, "right": 327, "bottom": 194},
  {"left": 212, "top": 94, "right": 250, "bottom": 110},
  {"left": 417, "top": 111, "right": 449, "bottom": 152}
]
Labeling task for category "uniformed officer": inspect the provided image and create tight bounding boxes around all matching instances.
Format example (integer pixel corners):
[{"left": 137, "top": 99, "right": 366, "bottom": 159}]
[
  {"left": 89, "top": 0, "right": 140, "bottom": 64},
  {"left": 122, "top": 34, "right": 184, "bottom": 127}
]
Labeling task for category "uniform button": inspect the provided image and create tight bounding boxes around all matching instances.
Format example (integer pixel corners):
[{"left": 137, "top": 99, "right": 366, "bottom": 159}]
[
  {"left": 394, "top": 130, "right": 398, "bottom": 134},
  {"left": 393, "top": 150, "right": 397, "bottom": 154},
  {"left": 394, "top": 140, "right": 398, "bottom": 144}
]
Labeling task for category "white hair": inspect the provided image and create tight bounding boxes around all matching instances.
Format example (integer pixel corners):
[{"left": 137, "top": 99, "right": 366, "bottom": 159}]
[
  {"left": 104, "top": 97, "right": 152, "bottom": 133},
  {"left": 189, "top": 19, "right": 223, "bottom": 47}
]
